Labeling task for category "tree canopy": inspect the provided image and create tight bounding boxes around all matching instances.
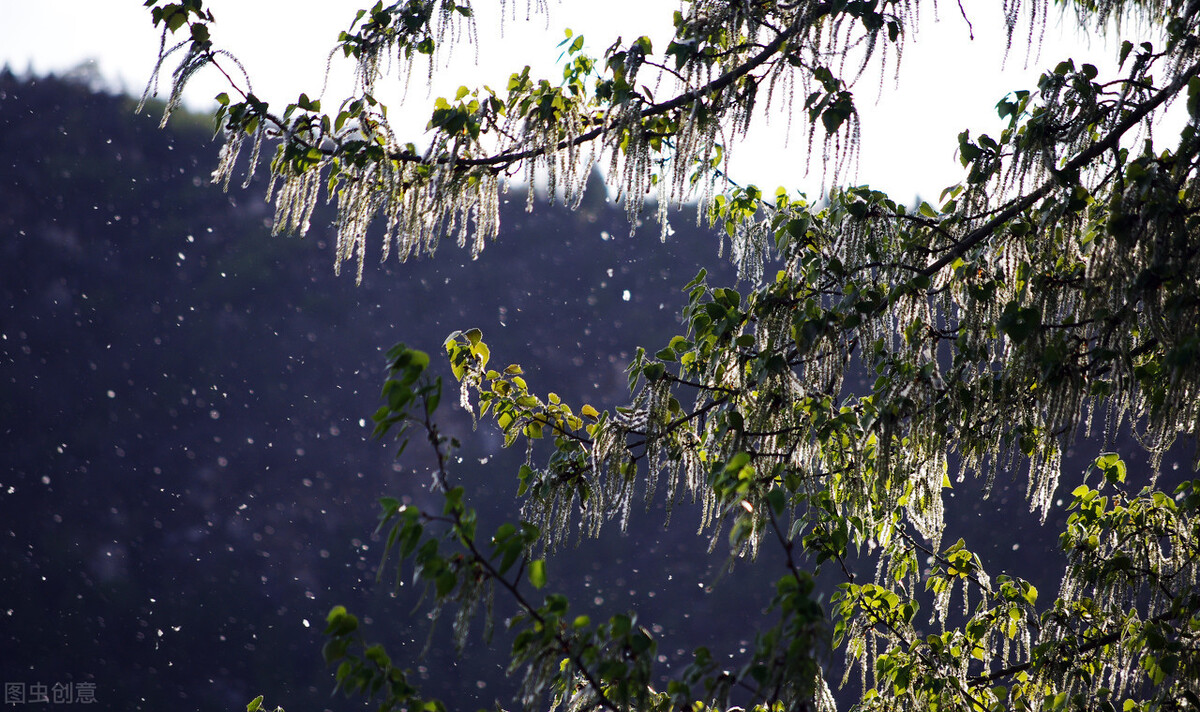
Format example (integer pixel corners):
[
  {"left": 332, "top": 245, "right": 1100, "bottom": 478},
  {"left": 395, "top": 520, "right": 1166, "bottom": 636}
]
[{"left": 142, "top": 1, "right": 1200, "bottom": 711}]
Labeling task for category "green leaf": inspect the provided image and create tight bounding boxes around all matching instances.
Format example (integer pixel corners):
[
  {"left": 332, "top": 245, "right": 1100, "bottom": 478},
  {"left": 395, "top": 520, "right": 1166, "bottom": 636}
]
[
  {"left": 435, "top": 569, "right": 456, "bottom": 597},
  {"left": 528, "top": 559, "right": 547, "bottom": 589},
  {"left": 472, "top": 341, "right": 490, "bottom": 368},
  {"left": 247, "top": 695, "right": 263, "bottom": 712},
  {"left": 324, "top": 606, "right": 358, "bottom": 636},
  {"left": 766, "top": 488, "right": 786, "bottom": 515},
  {"left": 364, "top": 643, "right": 391, "bottom": 668},
  {"left": 1119, "top": 40, "right": 1134, "bottom": 67},
  {"left": 517, "top": 464, "right": 533, "bottom": 495},
  {"left": 1095, "top": 453, "right": 1126, "bottom": 484},
  {"left": 166, "top": 10, "right": 188, "bottom": 32},
  {"left": 998, "top": 301, "right": 1042, "bottom": 344}
]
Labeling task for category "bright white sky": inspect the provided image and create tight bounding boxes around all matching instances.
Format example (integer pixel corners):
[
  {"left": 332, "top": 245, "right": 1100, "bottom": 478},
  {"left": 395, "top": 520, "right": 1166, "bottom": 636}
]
[{"left": 0, "top": 1, "right": 1116, "bottom": 200}]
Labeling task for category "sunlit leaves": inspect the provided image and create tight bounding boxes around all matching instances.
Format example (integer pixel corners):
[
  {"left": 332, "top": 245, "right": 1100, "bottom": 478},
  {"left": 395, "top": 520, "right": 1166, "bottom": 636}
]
[
  {"left": 445, "top": 329, "right": 592, "bottom": 445},
  {"left": 143, "top": 0, "right": 925, "bottom": 283},
  {"left": 1094, "top": 453, "right": 1127, "bottom": 485}
]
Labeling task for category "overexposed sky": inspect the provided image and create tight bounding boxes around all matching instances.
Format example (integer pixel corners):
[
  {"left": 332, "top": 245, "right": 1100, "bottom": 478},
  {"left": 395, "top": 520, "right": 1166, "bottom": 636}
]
[{"left": 0, "top": 1, "right": 1116, "bottom": 200}]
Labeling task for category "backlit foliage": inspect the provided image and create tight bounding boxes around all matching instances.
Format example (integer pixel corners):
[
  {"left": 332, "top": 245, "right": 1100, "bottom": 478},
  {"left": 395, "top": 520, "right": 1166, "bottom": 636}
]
[{"left": 144, "top": 0, "right": 1200, "bottom": 711}]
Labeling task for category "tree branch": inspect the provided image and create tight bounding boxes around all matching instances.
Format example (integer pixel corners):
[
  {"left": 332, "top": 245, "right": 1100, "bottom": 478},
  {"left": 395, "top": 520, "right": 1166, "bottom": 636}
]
[
  {"left": 967, "top": 600, "right": 1200, "bottom": 686},
  {"left": 417, "top": 393, "right": 625, "bottom": 712},
  {"left": 913, "top": 59, "right": 1200, "bottom": 284}
]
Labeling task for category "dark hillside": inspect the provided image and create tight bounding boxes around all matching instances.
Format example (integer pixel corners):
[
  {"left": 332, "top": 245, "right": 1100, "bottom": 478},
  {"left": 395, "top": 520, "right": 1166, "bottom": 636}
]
[{"left": 0, "top": 70, "right": 756, "bottom": 711}]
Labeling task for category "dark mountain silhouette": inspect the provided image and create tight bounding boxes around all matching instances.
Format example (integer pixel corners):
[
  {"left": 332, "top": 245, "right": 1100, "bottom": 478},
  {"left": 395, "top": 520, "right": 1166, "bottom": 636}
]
[{"left": 0, "top": 69, "right": 762, "bottom": 711}]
